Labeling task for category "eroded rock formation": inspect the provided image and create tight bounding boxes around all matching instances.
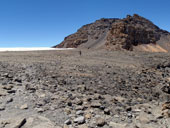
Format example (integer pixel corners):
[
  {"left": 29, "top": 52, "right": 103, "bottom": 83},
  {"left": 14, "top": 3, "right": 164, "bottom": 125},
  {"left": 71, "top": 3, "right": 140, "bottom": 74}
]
[{"left": 54, "top": 14, "right": 170, "bottom": 52}]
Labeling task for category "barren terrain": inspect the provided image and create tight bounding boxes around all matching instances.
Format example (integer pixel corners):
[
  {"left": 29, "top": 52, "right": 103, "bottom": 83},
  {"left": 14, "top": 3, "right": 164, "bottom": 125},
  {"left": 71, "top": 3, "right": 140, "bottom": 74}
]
[{"left": 0, "top": 49, "right": 170, "bottom": 128}]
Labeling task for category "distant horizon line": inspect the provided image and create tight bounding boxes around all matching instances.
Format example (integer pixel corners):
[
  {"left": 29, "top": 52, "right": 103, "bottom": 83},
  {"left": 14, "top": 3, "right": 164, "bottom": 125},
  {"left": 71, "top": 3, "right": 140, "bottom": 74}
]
[
  {"left": 0, "top": 47, "right": 52, "bottom": 48},
  {"left": 0, "top": 47, "right": 74, "bottom": 52}
]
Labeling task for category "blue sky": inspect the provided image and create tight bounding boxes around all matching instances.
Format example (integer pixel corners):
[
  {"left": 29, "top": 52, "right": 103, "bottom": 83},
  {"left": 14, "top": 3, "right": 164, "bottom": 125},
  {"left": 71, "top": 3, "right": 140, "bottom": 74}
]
[{"left": 0, "top": 0, "right": 169, "bottom": 47}]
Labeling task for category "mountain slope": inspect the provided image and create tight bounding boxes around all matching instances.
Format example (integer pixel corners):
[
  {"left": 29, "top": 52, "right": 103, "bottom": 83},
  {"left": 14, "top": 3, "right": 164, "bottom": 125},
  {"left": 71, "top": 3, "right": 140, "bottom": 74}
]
[{"left": 54, "top": 14, "right": 170, "bottom": 52}]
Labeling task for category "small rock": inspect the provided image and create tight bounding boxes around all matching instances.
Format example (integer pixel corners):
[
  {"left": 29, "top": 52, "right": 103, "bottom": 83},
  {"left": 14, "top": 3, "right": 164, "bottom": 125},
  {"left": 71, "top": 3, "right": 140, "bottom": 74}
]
[
  {"left": 36, "top": 108, "right": 44, "bottom": 113},
  {"left": 162, "top": 102, "right": 170, "bottom": 110},
  {"left": 161, "top": 86, "right": 170, "bottom": 94},
  {"left": 6, "top": 97, "right": 13, "bottom": 104},
  {"left": 99, "top": 106, "right": 105, "bottom": 110},
  {"left": 75, "top": 99, "right": 83, "bottom": 105},
  {"left": 65, "top": 108, "right": 71, "bottom": 115},
  {"left": 14, "top": 78, "right": 22, "bottom": 83},
  {"left": 94, "top": 94, "right": 103, "bottom": 100},
  {"left": 17, "top": 83, "right": 22, "bottom": 86},
  {"left": 13, "top": 118, "right": 26, "bottom": 128},
  {"left": 162, "top": 109, "right": 170, "bottom": 118},
  {"left": 20, "top": 104, "right": 28, "bottom": 110},
  {"left": 7, "top": 90, "right": 16, "bottom": 94},
  {"left": 91, "top": 101, "right": 101, "bottom": 108},
  {"left": 136, "top": 112, "right": 151, "bottom": 123},
  {"left": 0, "top": 120, "right": 10, "bottom": 127},
  {"left": 74, "top": 116, "right": 85, "bottom": 124},
  {"left": 126, "top": 107, "right": 132, "bottom": 112},
  {"left": 104, "top": 108, "right": 110, "bottom": 115},
  {"left": 67, "top": 102, "right": 72, "bottom": 106},
  {"left": 0, "top": 90, "right": 7, "bottom": 96},
  {"left": 76, "top": 110, "right": 84, "bottom": 115},
  {"left": 75, "top": 106, "right": 85, "bottom": 110},
  {"left": 127, "top": 113, "right": 133, "bottom": 118},
  {"left": 85, "top": 113, "right": 92, "bottom": 119},
  {"left": 133, "top": 109, "right": 141, "bottom": 113},
  {"left": 78, "top": 124, "right": 88, "bottom": 128},
  {"left": 3, "top": 73, "right": 9, "bottom": 77},
  {"left": 2, "top": 85, "right": 13, "bottom": 90},
  {"left": 63, "top": 124, "right": 69, "bottom": 128},
  {"left": 25, "top": 84, "right": 36, "bottom": 93},
  {"left": 0, "top": 105, "right": 5, "bottom": 111},
  {"left": 114, "top": 115, "right": 120, "bottom": 118},
  {"left": 38, "top": 93, "right": 46, "bottom": 98},
  {"left": 96, "top": 117, "right": 105, "bottom": 127},
  {"left": 109, "top": 122, "right": 126, "bottom": 128},
  {"left": 167, "top": 77, "right": 170, "bottom": 82},
  {"left": 64, "top": 119, "right": 72, "bottom": 125}
]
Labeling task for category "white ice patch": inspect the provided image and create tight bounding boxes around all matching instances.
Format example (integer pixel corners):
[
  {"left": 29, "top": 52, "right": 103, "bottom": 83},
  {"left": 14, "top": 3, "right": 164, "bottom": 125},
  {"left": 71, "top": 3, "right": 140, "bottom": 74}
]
[{"left": 0, "top": 47, "right": 74, "bottom": 52}]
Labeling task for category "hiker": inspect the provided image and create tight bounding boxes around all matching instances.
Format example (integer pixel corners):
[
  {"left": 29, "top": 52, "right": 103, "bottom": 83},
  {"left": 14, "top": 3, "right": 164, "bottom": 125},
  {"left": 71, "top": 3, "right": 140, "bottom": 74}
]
[{"left": 79, "top": 50, "right": 82, "bottom": 56}]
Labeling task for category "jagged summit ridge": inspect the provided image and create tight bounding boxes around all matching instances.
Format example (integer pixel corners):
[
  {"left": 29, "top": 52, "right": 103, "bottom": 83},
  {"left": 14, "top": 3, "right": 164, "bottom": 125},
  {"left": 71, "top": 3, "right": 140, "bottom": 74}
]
[{"left": 55, "top": 14, "right": 170, "bottom": 52}]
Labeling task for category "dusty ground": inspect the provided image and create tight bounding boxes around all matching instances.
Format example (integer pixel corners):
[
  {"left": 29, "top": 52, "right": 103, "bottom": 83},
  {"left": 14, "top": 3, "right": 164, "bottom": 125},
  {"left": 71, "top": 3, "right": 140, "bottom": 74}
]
[{"left": 0, "top": 49, "right": 170, "bottom": 128}]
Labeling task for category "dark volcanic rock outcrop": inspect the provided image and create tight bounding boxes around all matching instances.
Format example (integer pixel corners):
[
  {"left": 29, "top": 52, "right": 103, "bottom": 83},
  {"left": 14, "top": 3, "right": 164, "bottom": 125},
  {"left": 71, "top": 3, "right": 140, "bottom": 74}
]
[
  {"left": 56, "top": 18, "right": 119, "bottom": 49},
  {"left": 54, "top": 14, "right": 170, "bottom": 52}
]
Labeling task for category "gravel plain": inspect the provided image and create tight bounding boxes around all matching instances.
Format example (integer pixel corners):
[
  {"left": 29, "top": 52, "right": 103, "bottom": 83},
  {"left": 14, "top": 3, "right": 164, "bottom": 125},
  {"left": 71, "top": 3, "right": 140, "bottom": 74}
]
[{"left": 0, "top": 49, "right": 170, "bottom": 128}]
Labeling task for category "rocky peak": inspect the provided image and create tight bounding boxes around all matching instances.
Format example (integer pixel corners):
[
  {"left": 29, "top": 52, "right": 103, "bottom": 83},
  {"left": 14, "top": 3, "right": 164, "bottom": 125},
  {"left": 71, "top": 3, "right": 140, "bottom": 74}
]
[
  {"left": 106, "top": 14, "right": 165, "bottom": 50},
  {"left": 54, "top": 14, "right": 170, "bottom": 52}
]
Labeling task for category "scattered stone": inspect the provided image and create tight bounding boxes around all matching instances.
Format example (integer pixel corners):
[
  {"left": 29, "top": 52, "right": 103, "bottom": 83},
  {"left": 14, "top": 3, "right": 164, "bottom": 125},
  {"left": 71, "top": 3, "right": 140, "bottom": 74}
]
[
  {"left": 65, "top": 108, "right": 71, "bottom": 115},
  {"left": 39, "top": 93, "right": 46, "bottom": 98},
  {"left": 162, "top": 109, "right": 170, "bottom": 118},
  {"left": 13, "top": 118, "right": 26, "bottom": 128},
  {"left": 0, "top": 90, "right": 7, "bottom": 96},
  {"left": 167, "top": 77, "right": 170, "bottom": 82},
  {"left": 96, "top": 117, "right": 105, "bottom": 127},
  {"left": 6, "top": 97, "right": 13, "bottom": 104},
  {"left": 14, "top": 78, "right": 22, "bottom": 83},
  {"left": 35, "top": 108, "right": 44, "bottom": 113},
  {"left": 114, "top": 115, "right": 120, "bottom": 118},
  {"left": 67, "top": 102, "right": 72, "bottom": 107},
  {"left": 127, "top": 113, "right": 133, "bottom": 118},
  {"left": 63, "top": 124, "right": 69, "bottom": 128},
  {"left": 126, "top": 107, "right": 132, "bottom": 112},
  {"left": 3, "top": 73, "right": 9, "bottom": 77},
  {"left": 0, "top": 120, "right": 10, "bottom": 127},
  {"left": 75, "top": 106, "right": 85, "bottom": 110},
  {"left": 76, "top": 110, "right": 84, "bottom": 115},
  {"left": 0, "top": 105, "right": 5, "bottom": 111},
  {"left": 162, "top": 102, "right": 170, "bottom": 110},
  {"left": 23, "top": 115, "right": 59, "bottom": 128},
  {"left": 25, "top": 84, "right": 36, "bottom": 93},
  {"left": 2, "top": 85, "right": 13, "bottom": 90},
  {"left": 7, "top": 90, "right": 16, "bottom": 94},
  {"left": 104, "top": 108, "right": 110, "bottom": 115},
  {"left": 109, "top": 122, "right": 127, "bottom": 128},
  {"left": 85, "top": 113, "right": 92, "bottom": 119},
  {"left": 161, "top": 86, "right": 170, "bottom": 94},
  {"left": 99, "top": 106, "right": 105, "bottom": 110},
  {"left": 0, "top": 43, "right": 170, "bottom": 128},
  {"left": 91, "top": 101, "right": 101, "bottom": 108},
  {"left": 74, "top": 116, "right": 85, "bottom": 124},
  {"left": 136, "top": 112, "right": 151, "bottom": 123},
  {"left": 17, "top": 83, "right": 22, "bottom": 86},
  {"left": 75, "top": 99, "right": 83, "bottom": 105},
  {"left": 64, "top": 119, "right": 72, "bottom": 125},
  {"left": 78, "top": 124, "right": 88, "bottom": 128},
  {"left": 20, "top": 104, "right": 28, "bottom": 110}
]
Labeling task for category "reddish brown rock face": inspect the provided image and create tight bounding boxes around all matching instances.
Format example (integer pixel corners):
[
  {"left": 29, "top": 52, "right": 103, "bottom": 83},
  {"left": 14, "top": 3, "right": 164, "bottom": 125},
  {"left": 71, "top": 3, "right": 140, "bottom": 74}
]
[
  {"left": 54, "top": 14, "right": 170, "bottom": 52},
  {"left": 106, "top": 15, "right": 162, "bottom": 50}
]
